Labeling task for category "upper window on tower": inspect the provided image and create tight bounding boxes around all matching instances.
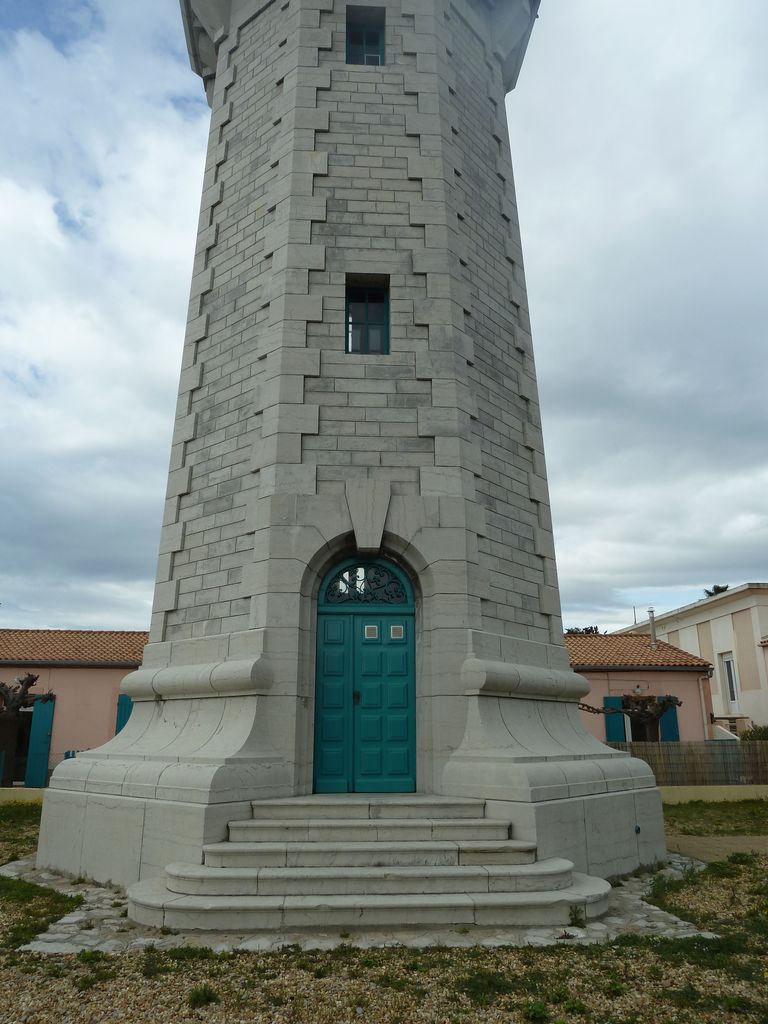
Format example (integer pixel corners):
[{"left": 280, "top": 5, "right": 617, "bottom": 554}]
[
  {"left": 346, "top": 6, "right": 385, "bottom": 66},
  {"left": 346, "top": 279, "right": 389, "bottom": 354}
]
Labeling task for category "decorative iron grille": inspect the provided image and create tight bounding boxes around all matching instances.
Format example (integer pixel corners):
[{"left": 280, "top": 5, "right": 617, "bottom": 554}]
[{"left": 325, "top": 564, "right": 407, "bottom": 605}]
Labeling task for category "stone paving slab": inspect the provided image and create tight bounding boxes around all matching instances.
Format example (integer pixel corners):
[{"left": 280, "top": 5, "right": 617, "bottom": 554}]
[{"left": 0, "top": 854, "right": 712, "bottom": 953}]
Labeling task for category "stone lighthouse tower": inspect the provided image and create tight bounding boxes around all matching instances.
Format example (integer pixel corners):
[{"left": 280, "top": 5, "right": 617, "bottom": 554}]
[{"left": 38, "top": 0, "right": 665, "bottom": 929}]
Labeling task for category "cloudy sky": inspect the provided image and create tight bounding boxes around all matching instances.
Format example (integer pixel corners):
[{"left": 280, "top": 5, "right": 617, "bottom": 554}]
[{"left": 1, "top": 1, "right": 766, "bottom": 634}]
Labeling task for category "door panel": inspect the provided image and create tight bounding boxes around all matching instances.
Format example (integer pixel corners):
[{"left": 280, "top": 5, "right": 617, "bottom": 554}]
[
  {"left": 314, "top": 615, "right": 353, "bottom": 792},
  {"left": 314, "top": 610, "right": 415, "bottom": 793},
  {"left": 353, "top": 616, "right": 415, "bottom": 792}
]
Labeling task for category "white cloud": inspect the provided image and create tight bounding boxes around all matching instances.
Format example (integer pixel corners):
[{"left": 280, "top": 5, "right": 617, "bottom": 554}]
[
  {"left": 509, "top": 0, "right": 768, "bottom": 629},
  {"left": 0, "top": 1, "right": 209, "bottom": 627},
  {"left": 2, "top": 0, "right": 767, "bottom": 640}
]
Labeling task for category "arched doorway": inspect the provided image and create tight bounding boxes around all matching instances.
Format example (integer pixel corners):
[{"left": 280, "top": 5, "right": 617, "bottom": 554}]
[{"left": 314, "top": 557, "right": 416, "bottom": 793}]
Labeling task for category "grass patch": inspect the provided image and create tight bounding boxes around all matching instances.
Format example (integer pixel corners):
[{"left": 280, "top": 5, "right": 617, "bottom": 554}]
[
  {"left": 0, "top": 875, "right": 82, "bottom": 949},
  {"left": 0, "top": 801, "right": 42, "bottom": 864},
  {"left": 663, "top": 798, "right": 768, "bottom": 836},
  {"left": 375, "top": 971, "right": 427, "bottom": 997},
  {"left": 622, "top": 852, "right": 768, "bottom": 986},
  {"left": 455, "top": 968, "right": 517, "bottom": 1006},
  {"left": 166, "top": 944, "right": 216, "bottom": 962}
]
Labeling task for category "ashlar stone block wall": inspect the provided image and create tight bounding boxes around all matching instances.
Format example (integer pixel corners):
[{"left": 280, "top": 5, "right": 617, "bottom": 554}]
[
  {"left": 135, "top": 0, "right": 579, "bottom": 799},
  {"left": 154, "top": 0, "right": 560, "bottom": 652}
]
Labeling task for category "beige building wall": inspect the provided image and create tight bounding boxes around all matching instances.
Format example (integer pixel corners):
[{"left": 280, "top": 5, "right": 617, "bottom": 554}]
[{"left": 625, "top": 585, "right": 768, "bottom": 726}]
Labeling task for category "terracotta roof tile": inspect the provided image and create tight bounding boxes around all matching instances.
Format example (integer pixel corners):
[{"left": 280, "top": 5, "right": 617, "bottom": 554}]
[
  {"left": 0, "top": 629, "right": 148, "bottom": 666},
  {"left": 564, "top": 632, "right": 711, "bottom": 670}
]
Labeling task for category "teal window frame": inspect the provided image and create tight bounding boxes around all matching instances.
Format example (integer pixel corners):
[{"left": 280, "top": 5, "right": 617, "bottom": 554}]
[
  {"left": 346, "top": 9, "right": 385, "bottom": 66},
  {"left": 346, "top": 284, "right": 389, "bottom": 354}
]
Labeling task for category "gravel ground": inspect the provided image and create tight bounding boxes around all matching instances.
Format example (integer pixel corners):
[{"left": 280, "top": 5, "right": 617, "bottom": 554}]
[
  {"left": 1, "top": 803, "right": 766, "bottom": 1023},
  {"left": 1, "top": 855, "right": 767, "bottom": 1023},
  {"left": 0, "top": 931, "right": 765, "bottom": 1024}
]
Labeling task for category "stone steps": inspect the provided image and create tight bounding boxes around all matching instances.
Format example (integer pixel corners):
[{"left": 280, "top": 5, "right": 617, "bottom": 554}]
[
  {"left": 126, "top": 795, "right": 612, "bottom": 934},
  {"left": 128, "top": 874, "right": 611, "bottom": 931},
  {"left": 164, "top": 858, "right": 574, "bottom": 897},
  {"left": 227, "top": 817, "right": 510, "bottom": 844},
  {"left": 202, "top": 838, "right": 538, "bottom": 869},
  {"left": 248, "top": 796, "right": 485, "bottom": 820}
]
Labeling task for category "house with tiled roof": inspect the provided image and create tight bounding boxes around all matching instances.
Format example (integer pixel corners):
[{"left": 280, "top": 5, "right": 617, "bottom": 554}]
[
  {"left": 564, "top": 632, "right": 714, "bottom": 743},
  {"left": 0, "top": 629, "right": 148, "bottom": 787},
  {"left": 617, "top": 584, "right": 768, "bottom": 732}
]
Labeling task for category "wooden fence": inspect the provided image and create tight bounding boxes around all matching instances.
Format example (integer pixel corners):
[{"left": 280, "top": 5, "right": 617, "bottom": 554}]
[{"left": 608, "top": 741, "right": 768, "bottom": 786}]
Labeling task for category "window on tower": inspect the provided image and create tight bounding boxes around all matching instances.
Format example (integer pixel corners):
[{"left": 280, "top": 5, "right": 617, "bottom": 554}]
[
  {"left": 346, "top": 6, "right": 385, "bottom": 65},
  {"left": 345, "top": 278, "right": 389, "bottom": 354}
]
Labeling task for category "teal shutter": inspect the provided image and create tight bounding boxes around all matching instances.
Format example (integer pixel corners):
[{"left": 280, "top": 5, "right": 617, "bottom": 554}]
[
  {"left": 603, "top": 696, "right": 626, "bottom": 742},
  {"left": 115, "top": 693, "right": 133, "bottom": 734},
  {"left": 658, "top": 696, "right": 680, "bottom": 741},
  {"left": 25, "top": 697, "right": 55, "bottom": 787}
]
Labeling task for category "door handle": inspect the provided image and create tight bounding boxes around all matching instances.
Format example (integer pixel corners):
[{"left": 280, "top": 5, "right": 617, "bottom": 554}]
[{"left": 353, "top": 690, "right": 361, "bottom": 705}]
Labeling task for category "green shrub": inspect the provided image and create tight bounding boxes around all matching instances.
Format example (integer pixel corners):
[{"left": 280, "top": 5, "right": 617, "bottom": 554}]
[
  {"left": 521, "top": 1000, "right": 549, "bottom": 1023},
  {"left": 140, "top": 946, "right": 168, "bottom": 979},
  {"left": 741, "top": 724, "right": 768, "bottom": 740},
  {"left": 188, "top": 983, "right": 220, "bottom": 1008},
  {"left": 728, "top": 851, "right": 757, "bottom": 866},
  {"left": 568, "top": 905, "right": 586, "bottom": 928}
]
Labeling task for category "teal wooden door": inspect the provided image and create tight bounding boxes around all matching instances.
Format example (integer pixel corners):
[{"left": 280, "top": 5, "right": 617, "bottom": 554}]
[
  {"left": 314, "top": 560, "right": 415, "bottom": 793},
  {"left": 25, "top": 697, "right": 55, "bottom": 788}
]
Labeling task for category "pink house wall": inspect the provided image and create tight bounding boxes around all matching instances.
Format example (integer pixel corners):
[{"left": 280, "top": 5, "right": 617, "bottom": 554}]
[
  {"left": 578, "top": 669, "right": 713, "bottom": 742},
  {"left": 2, "top": 663, "right": 133, "bottom": 769}
]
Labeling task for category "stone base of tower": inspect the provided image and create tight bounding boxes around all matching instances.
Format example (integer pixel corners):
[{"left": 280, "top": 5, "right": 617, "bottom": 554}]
[
  {"left": 443, "top": 767, "right": 666, "bottom": 880},
  {"left": 37, "top": 647, "right": 665, "bottom": 892},
  {"left": 36, "top": 788, "right": 256, "bottom": 888},
  {"left": 36, "top": 650, "right": 301, "bottom": 886},
  {"left": 438, "top": 664, "right": 667, "bottom": 878}
]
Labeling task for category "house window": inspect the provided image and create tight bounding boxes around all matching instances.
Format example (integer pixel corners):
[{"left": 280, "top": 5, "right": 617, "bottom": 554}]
[
  {"left": 722, "top": 653, "right": 740, "bottom": 709},
  {"left": 346, "top": 6, "right": 385, "bottom": 65},
  {"left": 346, "top": 281, "right": 389, "bottom": 353}
]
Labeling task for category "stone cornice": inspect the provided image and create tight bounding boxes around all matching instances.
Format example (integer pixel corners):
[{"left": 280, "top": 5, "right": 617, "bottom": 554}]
[
  {"left": 180, "top": 0, "right": 231, "bottom": 97},
  {"left": 180, "top": 0, "right": 540, "bottom": 98},
  {"left": 487, "top": 0, "right": 541, "bottom": 92}
]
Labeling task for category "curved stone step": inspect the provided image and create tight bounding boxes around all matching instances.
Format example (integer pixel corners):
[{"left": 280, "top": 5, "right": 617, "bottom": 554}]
[
  {"left": 128, "top": 873, "right": 611, "bottom": 932},
  {"left": 164, "top": 858, "right": 574, "bottom": 897},
  {"left": 250, "top": 795, "right": 486, "bottom": 820},
  {"left": 203, "top": 838, "right": 537, "bottom": 869},
  {"left": 228, "top": 818, "right": 511, "bottom": 844}
]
